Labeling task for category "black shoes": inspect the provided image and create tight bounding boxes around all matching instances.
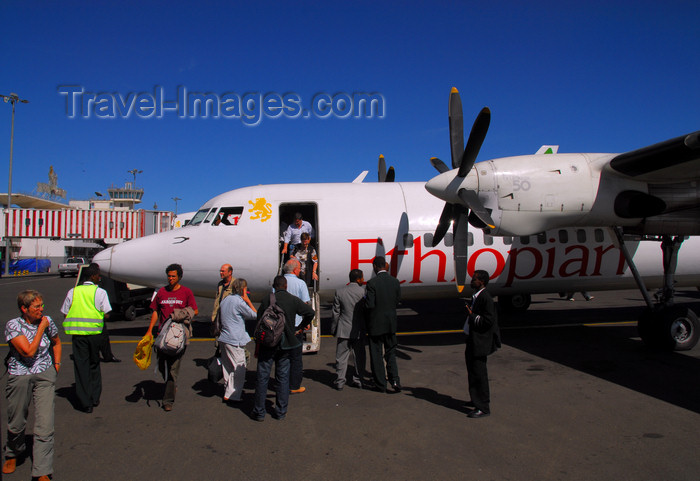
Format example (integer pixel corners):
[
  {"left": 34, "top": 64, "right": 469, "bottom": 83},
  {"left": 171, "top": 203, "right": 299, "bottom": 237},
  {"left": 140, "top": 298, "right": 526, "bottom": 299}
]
[
  {"left": 102, "top": 356, "right": 121, "bottom": 363},
  {"left": 467, "top": 409, "right": 490, "bottom": 419},
  {"left": 391, "top": 382, "right": 402, "bottom": 393}
]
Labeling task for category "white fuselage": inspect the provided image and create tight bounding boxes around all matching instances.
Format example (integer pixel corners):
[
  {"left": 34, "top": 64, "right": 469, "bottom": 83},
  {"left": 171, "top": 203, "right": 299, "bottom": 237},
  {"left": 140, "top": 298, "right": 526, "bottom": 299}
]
[{"left": 93, "top": 181, "right": 700, "bottom": 301}]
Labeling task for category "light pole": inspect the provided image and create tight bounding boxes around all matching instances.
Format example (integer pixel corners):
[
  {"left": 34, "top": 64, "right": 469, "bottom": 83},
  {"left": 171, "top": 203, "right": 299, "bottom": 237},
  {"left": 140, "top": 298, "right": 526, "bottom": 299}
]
[
  {"left": 127, "top": 168, "right": 143, "bottom": 186},
  {"left": 2, "top": 93, "right": 29, "bottom": 276},
  {"left": 172, "top": 197, "right": 181, "bottom": 215}
]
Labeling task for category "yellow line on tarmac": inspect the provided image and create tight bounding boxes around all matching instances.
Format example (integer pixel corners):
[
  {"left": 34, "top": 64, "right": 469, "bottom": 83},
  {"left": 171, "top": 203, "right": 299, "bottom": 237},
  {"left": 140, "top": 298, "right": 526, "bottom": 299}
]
[
  {"left": 0, "top": 322, "right": 636, "bottom": 348},
  {"left": 584, "top": 321, "right": 637, "bottom": 327}
]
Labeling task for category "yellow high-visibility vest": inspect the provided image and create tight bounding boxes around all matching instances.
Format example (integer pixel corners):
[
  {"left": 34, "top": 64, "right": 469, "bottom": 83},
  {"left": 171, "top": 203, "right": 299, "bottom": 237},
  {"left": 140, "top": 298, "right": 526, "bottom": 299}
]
[{"left": 64, "top": 284, "right": 104, "bottom": 335}]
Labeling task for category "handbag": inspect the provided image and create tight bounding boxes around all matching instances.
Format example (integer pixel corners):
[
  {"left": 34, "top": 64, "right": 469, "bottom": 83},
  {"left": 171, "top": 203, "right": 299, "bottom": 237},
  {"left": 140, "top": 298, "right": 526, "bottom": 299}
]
[
  {"left": 210, "top": 311, "right": 222, "bottom": 338},
  {"left": 207, "top": 347, "right": 223, "bottom": 383},
  {"left": 133, "top": 334, "right": 154, "bottom": 370}
]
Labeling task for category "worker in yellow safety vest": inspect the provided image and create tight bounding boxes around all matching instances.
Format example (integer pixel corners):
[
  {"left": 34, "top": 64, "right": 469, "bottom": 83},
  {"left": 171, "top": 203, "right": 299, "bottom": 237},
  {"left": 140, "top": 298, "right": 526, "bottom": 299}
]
[{"left": 61, "top": 263, "right": 112, "bottom": 413}]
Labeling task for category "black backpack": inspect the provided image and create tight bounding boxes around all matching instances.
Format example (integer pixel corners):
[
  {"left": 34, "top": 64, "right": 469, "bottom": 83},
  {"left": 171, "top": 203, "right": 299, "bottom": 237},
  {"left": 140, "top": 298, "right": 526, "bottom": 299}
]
[{"left": 254, "top": 293, "right": 286, "bottom": 347}]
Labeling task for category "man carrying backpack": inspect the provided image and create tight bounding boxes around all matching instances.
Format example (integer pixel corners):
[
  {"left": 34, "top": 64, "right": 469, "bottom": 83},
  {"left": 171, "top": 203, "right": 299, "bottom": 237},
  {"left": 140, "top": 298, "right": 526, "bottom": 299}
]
[
  {"left": 251, "top": 275, "right": 314, "bottom": 422},
  {"left": 146, "top": 264, "right": 198, "bottom": 412}
]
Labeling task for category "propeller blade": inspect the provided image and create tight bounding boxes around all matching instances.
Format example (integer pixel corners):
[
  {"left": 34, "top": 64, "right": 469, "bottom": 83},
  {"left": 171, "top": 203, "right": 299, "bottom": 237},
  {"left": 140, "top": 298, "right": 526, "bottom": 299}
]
[
  {"left": 430, "top": 157, "right": 450, "bottom": 174},
  {"left": 457, "top": 189, "right": 495, "bottom": 229},
  {"left": 448, "top": 88, "right": 464, "bottom": 169},
  {"left": 457, "top": 107, "right": 491, "bottom": 178},
  {"left": 452, "top": 205, "right": 469, "bottom": 291},
  {"left": 431, "top": 203, "right": 455, "bottom": 247},
  {"left": 378, "top": 155, "right": 387, "bottom": 182},
  {"left": 385, "top": 166, "right": 395, "bottom": 182},
  {"left": 467, "top": 211, "right": 487, "bottom": 229}
]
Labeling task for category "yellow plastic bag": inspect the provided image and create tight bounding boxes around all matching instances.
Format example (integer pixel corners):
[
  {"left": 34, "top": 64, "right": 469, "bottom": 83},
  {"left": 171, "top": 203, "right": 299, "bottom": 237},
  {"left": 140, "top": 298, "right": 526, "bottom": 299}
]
[{"left": 133, "top": 334, "right": 154, "bottom": 370}]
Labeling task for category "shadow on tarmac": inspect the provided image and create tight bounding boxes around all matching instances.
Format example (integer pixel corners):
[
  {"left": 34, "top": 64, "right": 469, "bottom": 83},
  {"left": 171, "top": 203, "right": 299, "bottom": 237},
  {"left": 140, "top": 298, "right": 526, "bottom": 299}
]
[
  {"left": 124, "top": 380, "right": 162, "bottom": 406},
  {"left": 505, "top": 321, "right": 700, "bottom": 414}
]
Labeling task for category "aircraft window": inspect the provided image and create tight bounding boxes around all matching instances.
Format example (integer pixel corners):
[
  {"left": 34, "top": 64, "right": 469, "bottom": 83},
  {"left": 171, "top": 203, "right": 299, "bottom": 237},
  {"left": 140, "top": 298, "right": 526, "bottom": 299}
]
[
  {"left": 576, "top": 229, "right": 586, "bottom": 243},
  {"left": 594, "top": 229, "right": 604, "bottom": 243},
  {"left": 444, "top": 233, "right": 454, "bottom": 247},
  {"left": 503, "top": 236, "right": 512, "bottom": 245},
  {"left": 537, "top": 233, "right": 546, "bottom": 244},
  {"left": 558, "top": 230, "right": 568, "bottom": 243},
  {"left": 403, "top": 234, "right": 414, "bottom": 249},
  {"left": 520, "top": 236, "right": 530, "bottom": 245},
  {"left": 483, "top": 234, "right": 493, "bottom": 246},
  {"left": 468, "top": 232, "right": 474, "bottom": 246},
  {"left": 423, "top": 234, "right": 434, "bottom": 247},
  {"left": 204, "top": 209, "right": 219, "bottom": 224},
  {"left": 213, "top": 207, "right": 244, "bottom": 226},
  {"left": 189, "top": 208, "right": 211, "bottom": 226}
]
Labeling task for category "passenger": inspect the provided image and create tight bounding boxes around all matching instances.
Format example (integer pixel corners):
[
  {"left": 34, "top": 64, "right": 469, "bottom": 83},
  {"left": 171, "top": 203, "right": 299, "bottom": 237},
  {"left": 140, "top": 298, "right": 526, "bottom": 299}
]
[
  {"left": 212, "top": 264, "right": 235, "bottom": 333},
  {"left": 331, "top": 269, "right": 368, "bottom": 390},
  {"left": 463, "top": 269, "right": 501, "bottom": 419},
  {"left": 280, "top": 259, "right": 311, "bottom": 394},
  {"left": 365, "top": 256, "right": 401, "bottom": 393},
  {"left": 61, "top": 262, "right": 112, "bottom": 413},
  {"left": 3, "top": 290, "right": 62, "bottom": 480},
  {"left": 146, "top": 263, "right": 198, "bottom": 412},
  {"left": 292, "top": 232, "right": 318, "bottom": 286},
  {"left": 281, "top": 212, "right": 314, "bottom": 256},
  {"left": 252, "top": 275, "right": 315, "bottom": 421},
  {"left": 564, "top": 291, "right": 594, "bottom": 301},
  {"left": 217, "top": 278, "right": 256, "bottom": 403}
]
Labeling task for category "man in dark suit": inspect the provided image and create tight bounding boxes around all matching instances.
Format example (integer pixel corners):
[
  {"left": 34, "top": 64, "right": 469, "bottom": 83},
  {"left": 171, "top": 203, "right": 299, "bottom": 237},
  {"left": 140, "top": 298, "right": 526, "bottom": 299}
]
[
  {"left": 365, "top": 256, "right": 402, "bottom": 393},
  {"left": 464, "top": 269, "right": 501, "bottom": 418},
  {"left": 252, "top": 276, "right": 315, "bottom": 421}
]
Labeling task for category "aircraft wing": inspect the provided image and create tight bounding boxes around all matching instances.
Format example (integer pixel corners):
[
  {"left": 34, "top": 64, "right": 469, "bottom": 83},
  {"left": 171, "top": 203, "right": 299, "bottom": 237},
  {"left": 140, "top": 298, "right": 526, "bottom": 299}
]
[{"left": 609, "top": 131, "right": 700, "bottom": 182}]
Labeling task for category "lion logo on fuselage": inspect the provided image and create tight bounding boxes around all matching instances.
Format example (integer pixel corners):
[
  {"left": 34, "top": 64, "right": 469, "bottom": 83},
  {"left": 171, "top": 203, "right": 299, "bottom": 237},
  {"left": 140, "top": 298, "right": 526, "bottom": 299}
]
[{"left": 248, "top": 198, "right": 272, "bottom": 222}]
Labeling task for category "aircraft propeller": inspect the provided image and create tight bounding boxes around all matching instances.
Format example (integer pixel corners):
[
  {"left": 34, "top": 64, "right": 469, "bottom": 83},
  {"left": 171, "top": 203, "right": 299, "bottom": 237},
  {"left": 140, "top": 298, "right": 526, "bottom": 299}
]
[
  {"left": 428, "top": 88, "right": 495, "bottom": 291},
  {"left": 378, "top": 154, "right": 395, "bottom": 182}
]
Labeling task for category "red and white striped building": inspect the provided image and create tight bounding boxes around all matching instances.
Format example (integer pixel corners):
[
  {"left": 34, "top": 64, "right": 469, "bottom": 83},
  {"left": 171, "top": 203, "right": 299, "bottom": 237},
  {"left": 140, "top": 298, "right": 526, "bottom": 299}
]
[{"left": 3, "top": 208, "right": 173, "bottom": 241}]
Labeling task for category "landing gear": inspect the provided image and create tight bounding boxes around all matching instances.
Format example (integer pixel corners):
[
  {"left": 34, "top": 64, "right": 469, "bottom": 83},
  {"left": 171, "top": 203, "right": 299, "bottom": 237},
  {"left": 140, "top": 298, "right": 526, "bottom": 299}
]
[
  {"left": 614, "top": 228, "right": 699, "bottom": 351},
  {"left": 498, "top": 293, "right": 532, "bottom": 313},
  {"left": 123, "top": 305, "right": 137, "bottom": 322},
  {"left": 638, "top": 305, "right": 699, "bottom": 351}
]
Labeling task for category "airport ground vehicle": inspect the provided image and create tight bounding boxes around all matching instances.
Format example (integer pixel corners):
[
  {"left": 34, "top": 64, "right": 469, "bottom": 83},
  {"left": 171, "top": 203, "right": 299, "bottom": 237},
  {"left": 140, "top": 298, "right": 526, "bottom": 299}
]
[{"left": 58, "top": 257, "right": 86, "bottom": 277}]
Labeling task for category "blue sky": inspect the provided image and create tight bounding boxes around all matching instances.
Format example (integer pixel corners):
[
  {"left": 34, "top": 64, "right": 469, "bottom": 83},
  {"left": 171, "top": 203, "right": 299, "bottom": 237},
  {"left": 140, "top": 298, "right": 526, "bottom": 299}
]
[{"left": 1, "top": 1, "right": 699, "bottom": 214}]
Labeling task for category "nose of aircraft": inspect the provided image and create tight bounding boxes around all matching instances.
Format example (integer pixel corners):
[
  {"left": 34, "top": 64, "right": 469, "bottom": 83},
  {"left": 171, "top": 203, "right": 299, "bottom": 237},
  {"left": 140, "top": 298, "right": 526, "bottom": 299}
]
[
  {"left": 91, "top": 234, "right": 171, "bottom": 286},
  {"left": 92, "top": 247, "right": 112, "bottom": 276}
]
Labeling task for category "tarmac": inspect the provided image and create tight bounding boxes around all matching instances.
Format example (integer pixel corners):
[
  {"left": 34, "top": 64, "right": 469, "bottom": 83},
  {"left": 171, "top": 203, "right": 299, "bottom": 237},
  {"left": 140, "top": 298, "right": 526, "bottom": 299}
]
[{"left": 1, "top": 274, "right": 699, "bottom": 480}]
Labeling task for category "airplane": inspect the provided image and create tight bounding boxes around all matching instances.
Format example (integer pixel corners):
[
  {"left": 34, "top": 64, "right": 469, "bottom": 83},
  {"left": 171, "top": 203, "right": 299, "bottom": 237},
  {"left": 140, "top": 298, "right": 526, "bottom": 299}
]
[{"left": 93, "top": 88, "right": 700, "bottom": 352}]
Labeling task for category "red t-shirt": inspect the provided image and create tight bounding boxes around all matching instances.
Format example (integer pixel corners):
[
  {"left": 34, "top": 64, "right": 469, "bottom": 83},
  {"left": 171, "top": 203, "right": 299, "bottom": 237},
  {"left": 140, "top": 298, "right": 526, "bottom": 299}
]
[{"left": 151, "top": 285, "right": 198, "bottom": 330}]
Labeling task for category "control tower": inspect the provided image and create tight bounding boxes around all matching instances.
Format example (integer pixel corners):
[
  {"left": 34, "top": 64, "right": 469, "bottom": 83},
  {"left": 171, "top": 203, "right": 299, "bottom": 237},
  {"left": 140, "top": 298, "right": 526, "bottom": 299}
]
[{"left": 107, "top": 182, "right": 143, "bottom": 210}]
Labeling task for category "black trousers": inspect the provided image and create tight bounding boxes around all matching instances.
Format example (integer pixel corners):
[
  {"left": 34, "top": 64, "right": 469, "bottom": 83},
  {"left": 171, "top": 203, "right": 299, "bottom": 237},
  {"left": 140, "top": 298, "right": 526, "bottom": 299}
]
[
  {"left": 465, "top": 343, "right": 490, "bottom": 413},
  {"left": 368, "top": 333, "right": 399, "bottom": 390},
  {"left": 72, "top": 334, "right": 102, "bottom": 410},
  {"left": 98, "top": 323, "right": 115, "bottom": 360},
  {"left": 289, "top": 332, "right": 304, "bottom": 390}
]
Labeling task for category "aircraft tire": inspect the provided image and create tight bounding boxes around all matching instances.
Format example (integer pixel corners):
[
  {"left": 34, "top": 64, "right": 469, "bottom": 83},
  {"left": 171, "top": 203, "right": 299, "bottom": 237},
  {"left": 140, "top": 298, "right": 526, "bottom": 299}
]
[
  {"left": 663, "top": 306, "right": 699, "bottom": 351},
  {"left": 123, "top": 305, "right": 137, "bottom": 322},
  {"left": 638, "top": 306, "right": 700, "bottom": 351},
  {"left": 498, "top": 294, "right": 531, "bottom": 313}
]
